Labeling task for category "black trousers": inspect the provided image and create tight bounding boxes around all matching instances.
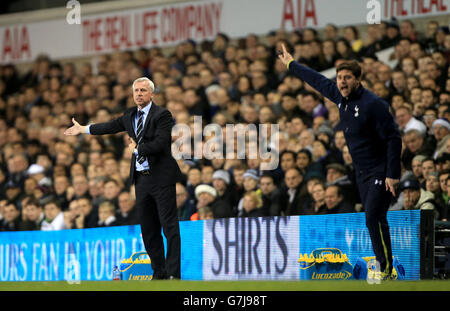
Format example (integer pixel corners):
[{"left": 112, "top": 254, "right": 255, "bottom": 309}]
[
  {"left": 357, "top": 175, "right": 393, "bottom": 274},
  {"left": 135, "top": 174, "right": 181, "bottom": 278}
]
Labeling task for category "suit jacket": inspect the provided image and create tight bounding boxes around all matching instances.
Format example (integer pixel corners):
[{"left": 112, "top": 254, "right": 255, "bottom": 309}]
[
  {"left": 280, "top": 184, "right": 307, "bottom": 216},
  {"left": 89, "top": 103, "right": 183, "bottom": 186},
  {"left": 327, "top": 200, "right": 355, "bottom": 214},
  {"left": 116, "top": 207, "right": 139, "bottom": 226},
  {"left": 261, "top": 188, "right": 283, "bottom": 216}
]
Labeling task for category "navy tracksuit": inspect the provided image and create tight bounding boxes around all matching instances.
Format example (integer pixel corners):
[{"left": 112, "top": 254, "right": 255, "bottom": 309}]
[{"left": 289, "top": 61, "right": 402, "bottom": 274}]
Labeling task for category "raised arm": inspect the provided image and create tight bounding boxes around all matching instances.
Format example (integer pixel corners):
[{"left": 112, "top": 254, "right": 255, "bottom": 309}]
[{"left": 278, "top": 44, "right": 341, "bottom": 104}]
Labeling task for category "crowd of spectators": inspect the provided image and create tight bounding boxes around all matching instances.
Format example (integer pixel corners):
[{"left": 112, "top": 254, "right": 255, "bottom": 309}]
[{"left": 0, "top": 17, "right": 449, "bottom": 232}]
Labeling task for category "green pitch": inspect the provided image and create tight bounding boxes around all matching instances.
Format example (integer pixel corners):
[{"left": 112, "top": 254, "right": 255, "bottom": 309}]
[{"left": 1, "top": 280, "right": 449, "bottom": 291}]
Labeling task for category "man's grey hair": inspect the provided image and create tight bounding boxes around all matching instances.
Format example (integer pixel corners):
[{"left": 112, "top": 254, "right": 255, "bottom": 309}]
[
  {"left": 412, "top": 154, "right": 427, "bottom": 163},
  {"left": 405, "top": 128, "right": 425, "bottom": 139},
  {"left": 132, "top": 77, "right": 155, "bottom": 92}
]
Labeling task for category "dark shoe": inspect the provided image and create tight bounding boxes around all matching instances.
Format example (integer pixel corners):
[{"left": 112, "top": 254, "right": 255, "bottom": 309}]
[
  {"left": 380, "top": 271, "right": 396, "bottom": 281},
  {"left": 152, "top": 273, "right": 168, "bottom": 280}
]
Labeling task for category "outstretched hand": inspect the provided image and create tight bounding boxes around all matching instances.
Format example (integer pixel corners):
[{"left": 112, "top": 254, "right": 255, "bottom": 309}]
[
  {"left": 277, "top": 43, "right": 294, "bottom": 66},
  {"left": 64, "top": 118, "right": 85, "bottom": 136}
]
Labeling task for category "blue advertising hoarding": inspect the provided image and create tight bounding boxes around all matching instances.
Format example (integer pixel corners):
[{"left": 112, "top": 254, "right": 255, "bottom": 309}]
[
  {"left": 0, "top": 210, "right": 421, "bottom": 281},
  {"left": 298, "top": 211, "right": 421, "bottom": 280},
  {"left": 0, "top": 221, "right": 203, "bottom": 281}
]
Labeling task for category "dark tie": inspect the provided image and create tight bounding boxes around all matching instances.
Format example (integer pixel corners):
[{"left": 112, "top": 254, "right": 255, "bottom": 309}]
[{"left": 136, "top": 110, "right": 146, "bottom": 164}]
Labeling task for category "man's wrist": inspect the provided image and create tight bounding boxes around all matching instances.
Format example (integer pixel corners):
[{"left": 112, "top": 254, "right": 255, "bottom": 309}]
[{"left": 286, "top": 59, "right": 294, "bottom": 70}]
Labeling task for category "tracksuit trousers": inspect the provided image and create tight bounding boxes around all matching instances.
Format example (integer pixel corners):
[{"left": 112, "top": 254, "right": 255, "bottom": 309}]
[{"left": 357, "top": 174, "right": 394, "bottom": 274}]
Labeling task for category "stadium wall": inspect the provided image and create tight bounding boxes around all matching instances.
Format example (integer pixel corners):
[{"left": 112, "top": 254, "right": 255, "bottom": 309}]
[
  {"left": 0, "top": 0, "right": 448, "bottom": 65},
  {"left": 0, "top": 210, "right": 422, "bottom": 282}
]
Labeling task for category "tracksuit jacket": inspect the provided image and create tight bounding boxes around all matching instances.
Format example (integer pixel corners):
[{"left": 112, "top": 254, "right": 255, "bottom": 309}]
[{"left": 288, "top": 61, "right": 402, "bottom": 182}]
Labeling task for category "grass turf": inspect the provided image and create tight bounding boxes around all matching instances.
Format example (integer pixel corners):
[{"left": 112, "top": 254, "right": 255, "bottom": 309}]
[{"left": 1, "top": 280, "right": 449, "bottom": 291}]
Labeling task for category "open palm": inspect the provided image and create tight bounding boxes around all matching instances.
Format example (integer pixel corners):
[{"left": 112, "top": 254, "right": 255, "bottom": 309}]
[{"left": 64, "top": 118, "right": 84, "bottom": 136}]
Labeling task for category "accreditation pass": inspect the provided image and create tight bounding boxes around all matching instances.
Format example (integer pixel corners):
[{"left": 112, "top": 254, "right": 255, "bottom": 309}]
[{"left": 183, "top": 294, "right": 267, "bottom": 309}]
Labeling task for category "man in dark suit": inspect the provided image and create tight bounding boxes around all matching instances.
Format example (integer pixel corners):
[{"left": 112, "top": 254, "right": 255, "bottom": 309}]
[
  {"left": 280, "top": 167, "right": 307, "bottom": 216},
  {"left": 116, "top": 191, "right": 139, "bottom": 225},
  {"left": 64, "top": 77, "right": 182, "bottom": 280},
  {"left": 324, "top": 184, "right": 355, "bottom": 214}
]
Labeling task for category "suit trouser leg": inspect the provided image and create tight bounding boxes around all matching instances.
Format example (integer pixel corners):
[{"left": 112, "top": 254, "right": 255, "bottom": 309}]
[
  {"left": 135, "top": 177, "right": 166, "bottom": 277},
  {"left": 135, "top": 177, "right": 181, "bottom": 278},
  {"left": 358, "top": 176, "right": 393, "bottom": 274},
  {"left": 151, "top": 183, "right": 181, "bottom": 278}
]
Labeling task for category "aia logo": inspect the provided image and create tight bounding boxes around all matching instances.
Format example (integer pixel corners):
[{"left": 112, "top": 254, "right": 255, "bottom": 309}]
[
  {"left": 66, "top": 0, "right": 81, "bottom": 25},
  {"left": 366, "top": 0, "right": 381, "bottom": 24}
]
